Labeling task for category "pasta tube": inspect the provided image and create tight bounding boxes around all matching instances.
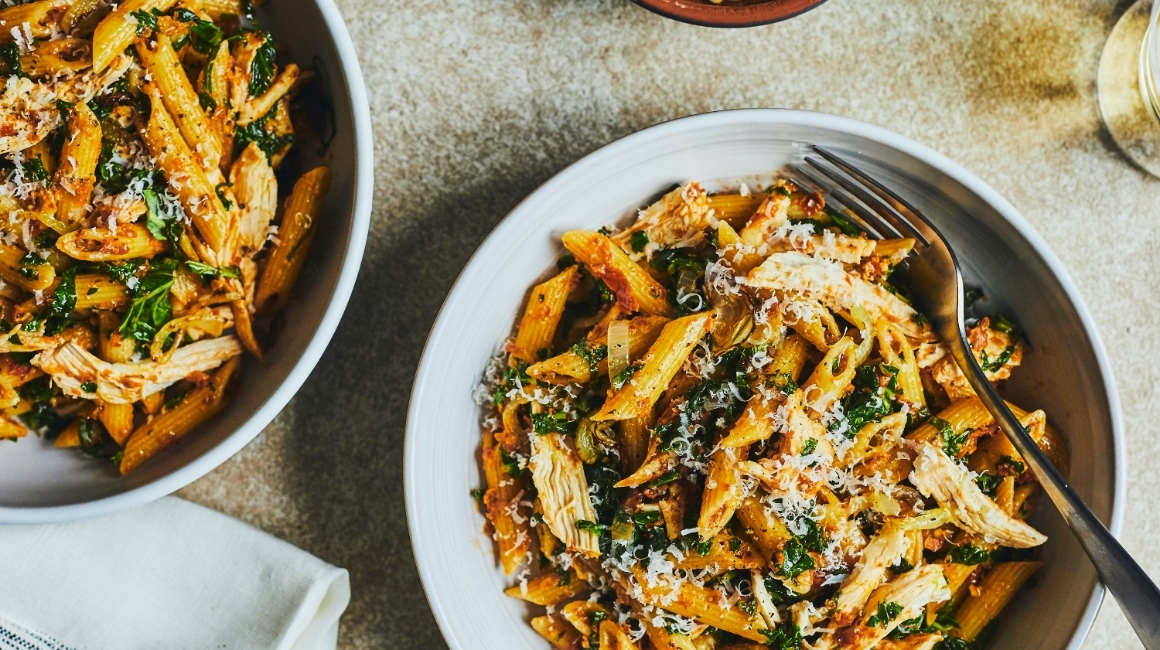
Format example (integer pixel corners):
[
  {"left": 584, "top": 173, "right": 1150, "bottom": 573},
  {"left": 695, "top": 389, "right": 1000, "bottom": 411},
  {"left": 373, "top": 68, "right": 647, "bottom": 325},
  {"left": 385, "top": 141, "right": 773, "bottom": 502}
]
[
  {"left": 137, "top": 33, "right": 223, "bottom": 172},
  {"left": 254, "top": 167, "right": 331, "bottom": 315},
  {"left": 56, "top": 223, "right": 168, "bottom": 261},
  {"left": 54, "top": 102, "right": 102, "bottom": 229},
  {"left": 93, "top": 0, "right": 177, "bottom": 73},
  {"left": 119, "top": 357, "right": 238, "bottom": 474},
  {"left": 562, "top": 230, "right": 672, "bottom": 317},
  {"left": 954, "top": 562, "right": 1041, "bottom": 641},
  {"left": 510, "top": 266, "right": 578, "bottom": 363},
  {"left": 141, "top": 86, "right": 230, "bottom": 251},
  {"left": 592, "top": 312, "right": 713, "bottom": 421}
]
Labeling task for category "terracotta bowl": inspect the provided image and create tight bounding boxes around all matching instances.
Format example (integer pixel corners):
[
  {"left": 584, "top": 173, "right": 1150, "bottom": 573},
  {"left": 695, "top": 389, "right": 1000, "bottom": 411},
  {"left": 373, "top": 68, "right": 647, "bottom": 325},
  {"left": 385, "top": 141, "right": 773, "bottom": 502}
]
[{"left": 632, "top": 0, "right": 827, "bottom": 27}]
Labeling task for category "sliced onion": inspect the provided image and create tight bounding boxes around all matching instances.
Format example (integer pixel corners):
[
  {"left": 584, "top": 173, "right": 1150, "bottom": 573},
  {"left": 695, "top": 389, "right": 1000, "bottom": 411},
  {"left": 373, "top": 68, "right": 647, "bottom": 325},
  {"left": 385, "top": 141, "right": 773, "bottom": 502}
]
[
  {"left": 895, "top": 507, "right": 954, "bottom": 531},
  {"left": 607, "top": 320, "right": 630, "bottom": 381}
]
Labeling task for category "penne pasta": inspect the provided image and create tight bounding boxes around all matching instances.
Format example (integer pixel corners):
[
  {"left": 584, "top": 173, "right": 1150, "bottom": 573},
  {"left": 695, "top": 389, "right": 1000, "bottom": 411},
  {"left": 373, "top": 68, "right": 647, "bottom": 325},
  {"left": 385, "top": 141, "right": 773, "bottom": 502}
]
[
  {"left": 119, "top": 356, "right": 238, "bottom": 474},
  {"left": 141, "top": 86, "right": 230, "bottom": 251},
  {"left": 0, "top": 243, "right": 54, "bottom": 292},
  {"left": 56, "top": 223, "right": 168, "bottom": 261},
  {"left": 75, "top": 274, "right": 129, "bottom": 310},
  {"left": 877, "top": 319, "right": 925, "bottom": 408},
  {"left": 254, "top": 167, "right": 331, "bottom": 315},
  {"left": 95, "top": 312, "right": 135, "bottom": 445},
  {"left": 137, "top": 33, "right": 223, "bottom": 172},
  {"left": 954, "top": 562, "right": 1042, "bottom": 641},
  {"left": 528, "top": 314, "right": 669, "bottom": 384},
  {"left": 510, "top": 266, "right": 578, "bottom": 363},
  {"left": 706, "top": 192, "right": 766, "bottom": 228},
  {"left": 530, "top": 614, "right": 581, "bottom": 649},
  {"left": 592, "top": 312, "right": 713, "bottom": 421},
  {"left": 504, "top": 569, "right": 586, "bottom": 606},
  {"left": 54, "top": 102, "right": 102, "bottom": 229},
  {"left": 93, "top": 0, "right": 177, "bottom": 73},
  {"left": 480, "top": 431, "right": 532, "bottom": 574},
  {"left": 630, "top": 566, "right": 767, "bottom": 642},
  {"left": 562, "top": 230, "right": 672, "bottom": 317}
]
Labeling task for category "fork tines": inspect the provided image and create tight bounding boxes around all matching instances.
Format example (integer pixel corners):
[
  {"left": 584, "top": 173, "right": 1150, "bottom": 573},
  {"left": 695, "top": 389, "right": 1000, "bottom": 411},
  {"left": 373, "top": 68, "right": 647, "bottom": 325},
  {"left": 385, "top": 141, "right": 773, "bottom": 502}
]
[{"left": 788, "top": 146, "right": 931, "bottom": 247}]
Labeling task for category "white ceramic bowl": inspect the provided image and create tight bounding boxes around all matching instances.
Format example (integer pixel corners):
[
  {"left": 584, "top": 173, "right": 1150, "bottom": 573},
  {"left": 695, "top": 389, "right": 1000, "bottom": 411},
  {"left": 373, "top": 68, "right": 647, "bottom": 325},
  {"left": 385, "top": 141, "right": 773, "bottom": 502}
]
[
  {"left": 0, "top": 0, "right": 373, "bottom": 523},
  {"left": 406, "top": 110, "right": 1124, "bottom": 650}
]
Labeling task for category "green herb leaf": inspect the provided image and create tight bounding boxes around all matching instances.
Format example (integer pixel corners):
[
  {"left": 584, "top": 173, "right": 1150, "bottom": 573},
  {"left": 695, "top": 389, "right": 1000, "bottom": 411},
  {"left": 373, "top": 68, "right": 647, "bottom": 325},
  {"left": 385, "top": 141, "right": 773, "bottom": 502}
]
[
  {"left": 130, "top": 8, "right": 161, "bottom": 34},
  {"left": 22, "top": 155, "right": 49, "bottom": 182},
  {"left": 531, "top": 412, "right": 572, "bottom": 435},
  {"left": 574, "top": 519, "right": 605, "bottom": 534},
  {"left": 800, "top": 438, "right": 818, "bottom": 456},
  {"left": 776, "top": 537, "right": 815, "bottom": 580},
  {"left": 172, "top": 8, "right": 224, "bottom": 54},
  {"left": 630, "top": 230, "right": 649, "bottom": 253},
  {"left": 931, "top": 416, "right": 971, "bottom": 459},
  {"left": 248, "top": 33, "right": 277, "bottom": 96},
  {"left": 612, "top": 364, "right": 637, "bottom": 390},
  {"left": 867, "top": 601, "right": 903, "bottom": 628},
  {"left": 80, "top": 381, "right": 97, "bottom": 393},
  {"left": 234, "top": 104, "right": 293, "bottom": 156},
  {"left": 975, "top": 472, "right": 1003, "bottom": 498},
  {"left": 947, "top": 543, "right": 991, "bottom": 566},
  {"left": 0, "top": 43, "right": 25, "bottom": 78}
]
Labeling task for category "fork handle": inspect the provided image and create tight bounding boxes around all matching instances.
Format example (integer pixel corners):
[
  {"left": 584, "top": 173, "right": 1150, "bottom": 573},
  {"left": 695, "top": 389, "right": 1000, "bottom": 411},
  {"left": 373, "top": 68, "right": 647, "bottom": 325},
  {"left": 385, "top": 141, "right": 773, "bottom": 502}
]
[{"left": 949, "top": 338, "right": 1160, "bottom": 649}]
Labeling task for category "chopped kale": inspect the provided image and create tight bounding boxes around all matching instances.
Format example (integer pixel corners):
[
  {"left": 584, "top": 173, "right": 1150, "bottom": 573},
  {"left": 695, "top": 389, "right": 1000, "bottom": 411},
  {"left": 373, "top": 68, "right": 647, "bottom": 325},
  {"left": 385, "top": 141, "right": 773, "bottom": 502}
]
[
  {"left": 867, "top": 601, "right": 903, "bottom": 628},
  {"left": 800, "top": 438, "right": 818, "bottom": 456},
  {"left": 130, "top": 7, "right": 161, "bottom": 33},
  {"left": 574, "top": 519, "right": 606, "bottom": 534},
  {"left": 759, "top": 623, "right": 802, "bottom": 650},
  {"left": 531, "top": 412, "right": 572, "bottom": 435},
  {"left": 570, "top": 340, "right": 607, "bottom": 376},
  {"left": 831, "top": 364, "right": 900, "bottom": 438},
  {"left": 172, "top": 8, "right": 224, "bottom": 54},
  {"left": 947, "top": 543, "right": 991, "bottom": 566},
  {"left": 611, "top": 363, "right": 637, "bottom": 390},
  {"left": 22, "top": 155, "right": 49, "bottom": 182},
  {"left": 234, "top": 104, "right": 294, "bottom": 157},
  {"left": 930, "top": 416, "right": 971, "bottom": 459},
  {"left": 118, "top": 258, "right": 178, "bottom": 354},
  {"left": 776, "top": 537, "right": 814, "bottom": 580},
  {"left": 975, "top": 471, "right": 1003, "bottom": 498},
  {"left": 248, "top": 33, "right": 278, "bottom": 96},
  {"left": 630, "top": 230, "right": 649, "bottom": 253},
  {"left": 0, "top": 43, "right": 25, "bottom": 78}
]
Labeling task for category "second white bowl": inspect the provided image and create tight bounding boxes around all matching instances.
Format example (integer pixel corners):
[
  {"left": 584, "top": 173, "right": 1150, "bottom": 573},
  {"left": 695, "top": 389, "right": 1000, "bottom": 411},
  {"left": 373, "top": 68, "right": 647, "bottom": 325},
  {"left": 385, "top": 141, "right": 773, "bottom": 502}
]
[{"left": 405, "top": 109, "right": 1123, "bottom": 650}]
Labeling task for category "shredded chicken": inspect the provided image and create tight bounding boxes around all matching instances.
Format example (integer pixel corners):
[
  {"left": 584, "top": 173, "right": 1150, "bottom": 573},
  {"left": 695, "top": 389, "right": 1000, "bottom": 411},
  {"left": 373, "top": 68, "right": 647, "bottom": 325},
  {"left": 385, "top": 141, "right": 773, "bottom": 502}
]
[
  {"left": 612, "top": 182, "right": 711, "bottom": 260},
  {"left": 747, "top": 252, "right": 933, "bottom": 341},
  {"left": 229, "top": 142, "right": 278, "bottom": 255},
  {"left": 825, "top": 565, "right": 950, "bottom": 650},
  {"left": 915, "top": 317, "right": 1024, "bottom": 401},
  {"left": 33, "top": 336, "right": 243, "bottom": 404},
  {"left": 830, "top": 525, "right": 909, "bottom": 628},
  {"left": 909, "top": 441, "right": 1047, "bottom": 548},
  {"left": 529, "top": 432, "right": 601, "bottom": 558},
  {"left": 766, "top": 230, "right": 876, "bottom": 265}
]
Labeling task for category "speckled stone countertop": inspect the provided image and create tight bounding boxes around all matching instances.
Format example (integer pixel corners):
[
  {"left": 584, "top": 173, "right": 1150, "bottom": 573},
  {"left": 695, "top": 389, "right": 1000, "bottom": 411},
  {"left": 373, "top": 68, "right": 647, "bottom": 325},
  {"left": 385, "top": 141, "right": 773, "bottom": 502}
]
[{"left": 177, "top": 0, "right": 1159, "bottom": 647}]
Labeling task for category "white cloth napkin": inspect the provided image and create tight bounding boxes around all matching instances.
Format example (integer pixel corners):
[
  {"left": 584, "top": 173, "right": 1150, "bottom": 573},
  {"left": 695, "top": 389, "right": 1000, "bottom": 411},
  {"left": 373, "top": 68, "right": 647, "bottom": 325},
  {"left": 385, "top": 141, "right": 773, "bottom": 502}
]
[{"left": 0, "top": 497, "right": 350, "bottom": 650}]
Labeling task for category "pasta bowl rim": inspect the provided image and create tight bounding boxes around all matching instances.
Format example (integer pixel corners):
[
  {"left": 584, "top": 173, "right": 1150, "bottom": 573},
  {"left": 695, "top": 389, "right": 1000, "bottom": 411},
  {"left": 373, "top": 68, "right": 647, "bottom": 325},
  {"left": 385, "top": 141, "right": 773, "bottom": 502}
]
[
  {"left": 0, "top": 0, "right": 374, "bottom": 524},
  {"left": 404, "top": 108, "right": 1125, "bottom": 650}
]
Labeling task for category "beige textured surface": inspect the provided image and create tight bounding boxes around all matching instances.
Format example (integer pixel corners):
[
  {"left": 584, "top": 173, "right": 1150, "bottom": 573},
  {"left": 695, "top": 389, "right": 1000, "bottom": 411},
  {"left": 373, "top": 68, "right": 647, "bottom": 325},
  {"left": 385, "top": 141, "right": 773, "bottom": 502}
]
[{"left": 176, "top": 0, "right": 1159, "bottom": 648}]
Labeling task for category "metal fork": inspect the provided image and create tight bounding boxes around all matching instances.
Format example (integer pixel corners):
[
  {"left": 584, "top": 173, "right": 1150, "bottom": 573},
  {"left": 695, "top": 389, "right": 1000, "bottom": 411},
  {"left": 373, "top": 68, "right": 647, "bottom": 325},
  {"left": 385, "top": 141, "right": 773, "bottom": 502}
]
[{"left": 791, "top": 145, "right": 1160, "bottom": 649}]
